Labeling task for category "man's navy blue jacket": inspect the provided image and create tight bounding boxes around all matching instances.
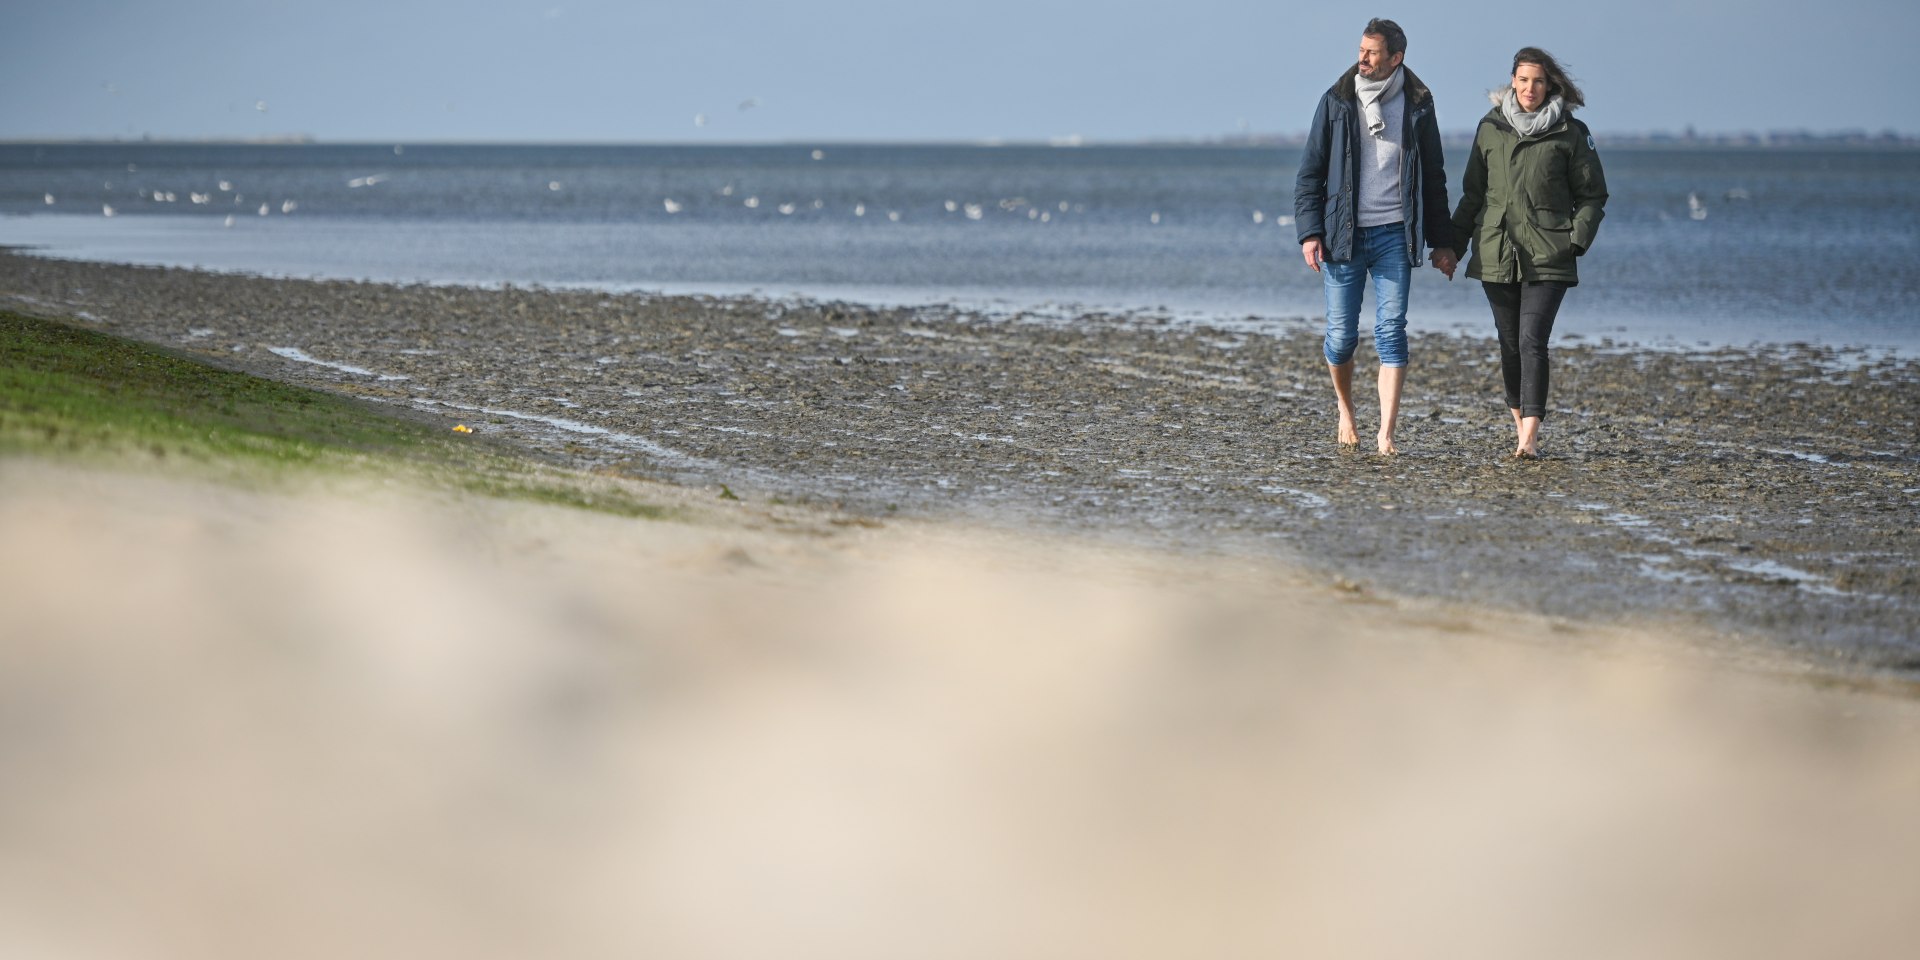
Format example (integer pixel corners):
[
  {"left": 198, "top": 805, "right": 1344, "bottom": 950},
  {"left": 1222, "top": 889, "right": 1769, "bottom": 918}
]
[{"left": 1293, "top": 66, "right": 1454, "bottom": 265}]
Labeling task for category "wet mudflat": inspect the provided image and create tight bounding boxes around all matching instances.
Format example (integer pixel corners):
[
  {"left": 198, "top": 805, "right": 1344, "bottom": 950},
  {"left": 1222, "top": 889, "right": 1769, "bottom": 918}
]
[{"left": 5, "top": 250, "right": 1915, "bottom": 674}]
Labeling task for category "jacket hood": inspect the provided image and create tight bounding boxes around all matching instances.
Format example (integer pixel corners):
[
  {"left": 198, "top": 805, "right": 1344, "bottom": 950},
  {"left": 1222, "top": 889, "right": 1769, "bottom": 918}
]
[{"left": 1332, "top": 65, "right": 1433, "bottom": 107}]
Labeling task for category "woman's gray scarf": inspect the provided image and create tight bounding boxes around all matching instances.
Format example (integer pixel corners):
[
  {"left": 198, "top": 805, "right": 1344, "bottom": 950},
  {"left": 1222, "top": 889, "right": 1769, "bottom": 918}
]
[
  {"left": 1499, "top": 88, "right": 1566, "bottom": 137},
  {"left": 1354, "top": 67, "right": 1404, "bottom": 138}
]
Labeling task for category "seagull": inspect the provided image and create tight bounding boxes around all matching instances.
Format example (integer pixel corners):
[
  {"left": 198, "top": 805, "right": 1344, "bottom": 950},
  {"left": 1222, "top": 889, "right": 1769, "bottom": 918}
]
[
  {"left": 811, "top": 149, "right": 825, "bottom": 160},
  {"left": 1150, "top": 212, "right": 1161, "bottom": 225},
  {"left": 102, "top": 204, "right": 115, "bottom": 217},
  {"left": 778, "top": 202, "right": 795, "bottom": 215},
  {"left": 854, "top": 203, "right": 865, "bottom": 217},
  {"left": 43, "top": 193, "right": 54, "bottom": 205},
  {"left": 738, "top": 97, "right": 760, "bottom": 111},
  {"left": 887, "top": 211, "right": 900, "bottom": 221},
  {"left": 963, "top": 203, "right": 982, "bottom": 220},
  {"left": 1688, "top": 192, "right": 1707, "bottom": 220},
  {"left": 223, "top": 215, "right": 235, "bottom": 227},
  {"left": 255, "top": 100, "right": 268, "bottom": 112},
  {"left": 549, "top": 181, "right": 562, "bottom": 191},
  {"left": 694, "top": 114, "right": 707, "bottom": 128},
  {"left": 663, "top": 198, "right": 682, "bottom": 213},
  {"left": 1252, "top": 210, "right": 1265, "bottom": 223},
  {"left": 218, "top": 180, "right": 233, "bottom": 191},
  {"left": 281, "top": 200, "right": 297, "bottom": 213},
  {"left": 744, "top": 196, "right": 759, "bottom": 208}
]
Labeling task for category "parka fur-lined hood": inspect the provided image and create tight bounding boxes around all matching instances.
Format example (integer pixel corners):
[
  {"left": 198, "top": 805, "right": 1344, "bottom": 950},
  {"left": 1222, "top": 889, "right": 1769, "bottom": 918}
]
[{"left": 1330, "top": 65, "right": 1435, "bottom": 107}]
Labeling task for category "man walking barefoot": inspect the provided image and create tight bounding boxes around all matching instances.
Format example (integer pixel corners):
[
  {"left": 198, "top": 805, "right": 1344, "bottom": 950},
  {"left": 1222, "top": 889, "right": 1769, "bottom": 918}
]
[{"left": 1295, "top": 18, "right": 1456, "bottom": 454}]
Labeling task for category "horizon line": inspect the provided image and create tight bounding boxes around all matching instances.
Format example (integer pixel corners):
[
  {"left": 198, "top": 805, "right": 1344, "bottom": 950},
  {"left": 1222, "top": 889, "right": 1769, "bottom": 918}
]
[{"left": 5, "top": 128, "right": 1918, "bottom": 148}]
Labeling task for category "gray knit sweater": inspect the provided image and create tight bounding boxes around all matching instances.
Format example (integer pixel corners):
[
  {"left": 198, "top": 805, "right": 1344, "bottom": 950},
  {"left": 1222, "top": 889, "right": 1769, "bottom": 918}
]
[{"left": 1356, "top": 91, "right": 1406, "bottom": 228}]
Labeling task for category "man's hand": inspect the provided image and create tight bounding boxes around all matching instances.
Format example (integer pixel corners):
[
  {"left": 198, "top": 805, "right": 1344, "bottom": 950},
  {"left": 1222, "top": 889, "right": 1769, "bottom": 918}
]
[
  {"left": 1301, "top": 237, "right": 1325, "bottom": 273},
  {"left": 1430, "top": 246, "right": 1458, "bottom": 280}
]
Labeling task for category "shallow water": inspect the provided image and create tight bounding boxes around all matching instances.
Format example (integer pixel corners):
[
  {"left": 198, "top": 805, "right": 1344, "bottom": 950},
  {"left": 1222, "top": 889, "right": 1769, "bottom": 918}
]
[{"left": 4, "top": 142, "right": 1918, "bottom": 353}]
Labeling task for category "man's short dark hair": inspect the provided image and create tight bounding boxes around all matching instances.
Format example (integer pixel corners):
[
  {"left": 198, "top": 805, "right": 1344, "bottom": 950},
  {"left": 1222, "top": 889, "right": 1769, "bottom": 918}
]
[{"left": 1364, "top": 18, "right": 1407, "bottom": 56}]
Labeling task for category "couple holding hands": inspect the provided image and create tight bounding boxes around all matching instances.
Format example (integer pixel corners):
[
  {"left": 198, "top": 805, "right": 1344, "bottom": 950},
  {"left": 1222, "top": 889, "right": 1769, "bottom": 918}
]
[{"left": 1295, "top": 18, "right": 1608, "bottom": 459}]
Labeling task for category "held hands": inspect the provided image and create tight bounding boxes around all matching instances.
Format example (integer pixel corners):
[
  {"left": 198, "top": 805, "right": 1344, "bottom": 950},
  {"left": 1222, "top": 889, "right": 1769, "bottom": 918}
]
[
  {"left": 1303, "top": 239, "right": 1457, "bottom": 279},
  {"left": 1301, "top": 237, "right": 1325, "bottom": 273}
]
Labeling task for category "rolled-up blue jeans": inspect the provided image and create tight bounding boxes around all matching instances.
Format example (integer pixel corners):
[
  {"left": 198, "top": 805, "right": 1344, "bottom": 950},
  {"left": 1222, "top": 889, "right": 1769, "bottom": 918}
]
[{"left": 1321, "top": 221, "right": 1411, "bottom": 367}]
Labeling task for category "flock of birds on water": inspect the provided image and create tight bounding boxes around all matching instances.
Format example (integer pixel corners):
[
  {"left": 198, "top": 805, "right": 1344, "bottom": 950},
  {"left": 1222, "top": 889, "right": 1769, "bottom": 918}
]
[{"left": 39, "top": 148, "right": 1753, "bottom": 228}]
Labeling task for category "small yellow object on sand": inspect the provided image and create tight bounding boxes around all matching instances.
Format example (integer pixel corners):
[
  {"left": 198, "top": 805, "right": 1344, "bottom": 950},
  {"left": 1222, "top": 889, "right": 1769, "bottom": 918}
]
[{"left": 452, "top": 424, "right": 473, "bottom": 434}]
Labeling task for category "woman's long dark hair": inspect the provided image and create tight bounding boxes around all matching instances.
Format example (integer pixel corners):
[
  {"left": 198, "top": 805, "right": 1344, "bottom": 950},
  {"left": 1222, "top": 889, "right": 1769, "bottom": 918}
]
[{"left": 1512, "top": 47, "right": 1586, "bottom": 109}]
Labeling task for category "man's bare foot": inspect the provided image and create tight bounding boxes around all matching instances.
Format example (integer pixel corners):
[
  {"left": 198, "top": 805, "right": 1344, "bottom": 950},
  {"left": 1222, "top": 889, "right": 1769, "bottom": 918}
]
[
  {"left": 1337, "top": 410, "right": 1360, "bottom": 447},
  {"left": 1377, "top": 430, "right": 1398, "bottom": 455}
]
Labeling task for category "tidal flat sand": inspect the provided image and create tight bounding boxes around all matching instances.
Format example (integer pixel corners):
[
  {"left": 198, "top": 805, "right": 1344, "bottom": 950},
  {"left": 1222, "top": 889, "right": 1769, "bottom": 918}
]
[{"left": 3, "top": 251, "right": 1915, "bottom": 672}]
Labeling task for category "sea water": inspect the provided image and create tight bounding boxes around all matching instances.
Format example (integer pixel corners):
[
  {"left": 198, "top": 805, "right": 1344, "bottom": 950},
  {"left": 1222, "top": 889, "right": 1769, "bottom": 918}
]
[{"left": 3, "top": 141, "right": 1916, "bottom": 353}]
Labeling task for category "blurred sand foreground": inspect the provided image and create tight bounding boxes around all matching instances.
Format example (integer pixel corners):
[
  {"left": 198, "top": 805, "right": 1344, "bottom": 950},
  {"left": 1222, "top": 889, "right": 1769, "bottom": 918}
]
[{"left": 2, "top": 459, "right": 1917, "bottom": 960}]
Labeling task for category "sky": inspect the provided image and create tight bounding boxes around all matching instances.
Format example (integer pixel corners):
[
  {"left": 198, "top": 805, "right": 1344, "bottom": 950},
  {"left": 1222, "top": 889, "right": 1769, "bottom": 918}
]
[{"left": 5, "top": 0, "right": 1916, "bottom": 143}]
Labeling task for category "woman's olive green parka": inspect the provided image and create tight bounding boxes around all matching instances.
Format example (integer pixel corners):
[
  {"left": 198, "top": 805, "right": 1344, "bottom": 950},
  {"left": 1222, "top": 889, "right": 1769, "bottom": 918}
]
[{"left": 1450, "top": 101, "right": 1608, "bottom": 284}]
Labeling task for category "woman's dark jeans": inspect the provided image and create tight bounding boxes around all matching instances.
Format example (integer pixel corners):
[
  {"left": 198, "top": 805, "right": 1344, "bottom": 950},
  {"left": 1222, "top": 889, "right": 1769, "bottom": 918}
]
[{"left": 1482, "top": 281, "right": 1571, "bottom": 420}]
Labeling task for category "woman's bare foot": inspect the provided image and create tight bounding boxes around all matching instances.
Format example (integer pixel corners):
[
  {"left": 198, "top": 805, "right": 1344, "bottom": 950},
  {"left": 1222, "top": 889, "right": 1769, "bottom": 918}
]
[
  {"left": 1515, "top": 415, "right": 1542, "bottom": 459},
  {"left": 1377, "top": 429, "right": 1398, "bottom": 455}
]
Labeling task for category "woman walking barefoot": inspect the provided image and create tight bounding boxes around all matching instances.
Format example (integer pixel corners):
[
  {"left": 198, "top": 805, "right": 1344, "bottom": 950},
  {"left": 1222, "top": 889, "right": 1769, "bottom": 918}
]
[{"left": 1450, "top": 47, "right": 1608, "bottom": 458}]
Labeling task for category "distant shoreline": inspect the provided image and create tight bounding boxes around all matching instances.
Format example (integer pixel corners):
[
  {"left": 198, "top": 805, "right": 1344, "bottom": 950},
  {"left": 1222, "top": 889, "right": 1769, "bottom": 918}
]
[{"left": 5, "top": 131, "right": 1918, "bottom": 149}]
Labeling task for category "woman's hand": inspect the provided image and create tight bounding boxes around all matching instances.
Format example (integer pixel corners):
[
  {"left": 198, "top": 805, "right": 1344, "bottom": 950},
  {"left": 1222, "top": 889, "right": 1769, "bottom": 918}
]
[{"left": 1431, "top": 247, "right": 1458, "bottom": 280}]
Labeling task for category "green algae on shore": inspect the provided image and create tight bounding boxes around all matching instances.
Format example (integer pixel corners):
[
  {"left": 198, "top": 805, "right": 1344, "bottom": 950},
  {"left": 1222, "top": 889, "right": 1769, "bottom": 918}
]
[{"left": 0, "top": 310, "right": 671, "bottom": 519}]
